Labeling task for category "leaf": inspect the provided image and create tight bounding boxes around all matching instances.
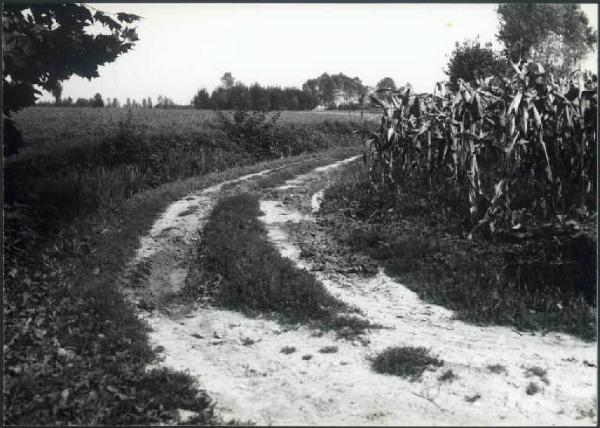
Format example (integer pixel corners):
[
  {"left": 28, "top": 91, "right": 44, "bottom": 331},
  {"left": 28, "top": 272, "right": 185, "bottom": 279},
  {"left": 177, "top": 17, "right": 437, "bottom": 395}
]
[
  {"left": 530, "top": 104, "right": 542, "bottom": 129},
  {"left": 369, "top": 95, "right": 387, "bottom": 109},
  {"left": 507, "top": 91, "right": 522, "bottom": 116},
  {"left": 519, "top": 105, "right": 528, "bottom": 134},
  {"left": 537, "top": 135, "right": 553, "bottom": 182},
  {"left": 94, "top": 12, "right": 121, "bottom": 31},
  {"left": 387, "top": 127, "right": 395, "bottom": 142},
  {"left": 59, "top": 388, "right": 70, "bottom": 408},
  {"left": 116, "top": 12, "right": 141, "bottom": 24}
]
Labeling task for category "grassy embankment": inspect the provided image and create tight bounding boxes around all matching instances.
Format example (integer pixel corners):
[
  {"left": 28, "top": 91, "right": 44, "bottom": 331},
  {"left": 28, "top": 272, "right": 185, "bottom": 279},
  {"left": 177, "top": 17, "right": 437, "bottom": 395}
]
[
  {"left": 318, "top": 163, "right": 596, "bottom": 341},
  {"left": 3, "top": 106, "right": 372, "bottom": 424}
]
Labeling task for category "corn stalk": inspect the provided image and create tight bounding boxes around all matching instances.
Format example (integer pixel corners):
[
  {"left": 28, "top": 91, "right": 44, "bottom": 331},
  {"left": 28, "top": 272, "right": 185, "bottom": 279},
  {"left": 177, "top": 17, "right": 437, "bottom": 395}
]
[{"left": 364, "top": 60, "right": 597, "bottom": 235}]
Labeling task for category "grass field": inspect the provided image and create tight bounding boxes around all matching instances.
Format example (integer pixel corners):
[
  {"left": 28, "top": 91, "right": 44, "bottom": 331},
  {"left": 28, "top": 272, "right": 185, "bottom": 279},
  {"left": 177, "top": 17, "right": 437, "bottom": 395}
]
[
  {"left": 12, "top": 107, "right": 378, "bottom": 155},
  {"left": 6, "top": 107, "right": 373, "bottom": 233}
]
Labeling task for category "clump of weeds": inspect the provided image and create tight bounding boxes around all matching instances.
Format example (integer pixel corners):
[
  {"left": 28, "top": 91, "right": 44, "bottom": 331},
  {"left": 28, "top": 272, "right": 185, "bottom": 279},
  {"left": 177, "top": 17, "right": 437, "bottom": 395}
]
[
  {"left": 524, "top": 366, "right": 549, "bottom": 384},
  {"left": 487, "top": 364, "right": 507, "bottom": 374},
  {"left": 318, "top": 346, "right": 339, "bottom": 354},
  {"left": 438, "top": 369, "right": 458, "bottom": 383},
  {"left": 370, "top": 346, "right": 443, "bottom": 381},
  {"left": 280, "top": 346, "right": 296, "bottom": 355},
  {"left": 526, "top": 382, "right": 540, "bottom": 395}
]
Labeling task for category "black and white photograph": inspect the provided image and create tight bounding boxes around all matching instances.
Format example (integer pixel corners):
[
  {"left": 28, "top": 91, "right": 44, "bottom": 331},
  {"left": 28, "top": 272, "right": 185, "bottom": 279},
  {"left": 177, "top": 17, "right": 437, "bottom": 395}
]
[{"left": 3, "top": 1, "right": 598, "bottom": 425}]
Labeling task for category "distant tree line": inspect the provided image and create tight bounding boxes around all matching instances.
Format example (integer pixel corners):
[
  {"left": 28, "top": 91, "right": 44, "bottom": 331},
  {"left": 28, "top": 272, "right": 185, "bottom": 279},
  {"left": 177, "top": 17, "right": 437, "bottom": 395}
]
[
  {"left": 36, "top": 72, "right": 404, "bottom": 112},
  {"left": 37, "top": 92, "right": 106, "bottom": 107},
  {"left": 35, "top": 93, "right": 188, "bottom": 109},
  {"left": 192, "top": 72, "right": 320, "bottom": 111},
  {"left": 192, "top": 72, "right": 402, "bottom": 112}
]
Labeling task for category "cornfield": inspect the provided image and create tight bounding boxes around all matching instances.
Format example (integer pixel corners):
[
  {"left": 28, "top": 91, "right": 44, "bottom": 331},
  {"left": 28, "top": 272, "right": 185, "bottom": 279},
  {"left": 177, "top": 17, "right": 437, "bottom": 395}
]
[{"left": 364, "top": 59, "right": 597, "bottom": 235}]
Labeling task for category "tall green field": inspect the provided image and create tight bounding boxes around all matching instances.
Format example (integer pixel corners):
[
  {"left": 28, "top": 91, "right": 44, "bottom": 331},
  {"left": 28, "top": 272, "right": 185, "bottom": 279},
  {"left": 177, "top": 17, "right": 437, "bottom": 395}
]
[
  {"left": 6, "top": 107, "right": 374, "bottom": 237},
  {"left": 13, "top": 107, "right": 377, "bottom": 155}
]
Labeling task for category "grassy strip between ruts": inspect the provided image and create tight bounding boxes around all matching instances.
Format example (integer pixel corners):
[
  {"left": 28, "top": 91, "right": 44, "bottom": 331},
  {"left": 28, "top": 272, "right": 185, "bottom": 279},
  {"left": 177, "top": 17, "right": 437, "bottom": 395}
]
[
  {"left": 3, "top": 147, "right": 358, "bottom": 425},
  {"left": 190, "top": 191, "right": 377, "bottom": 336},
  {"left": 317, "top": 163, "right": 596, "bottom": 341}
]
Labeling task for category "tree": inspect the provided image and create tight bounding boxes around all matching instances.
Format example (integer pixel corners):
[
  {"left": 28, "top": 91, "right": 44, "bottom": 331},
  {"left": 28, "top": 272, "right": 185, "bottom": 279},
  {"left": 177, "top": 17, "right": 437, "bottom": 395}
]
[
  {"left": 3, "top": 3, "right": 140, "bottom": 155},
  {"left": 156, "top": 95, "right": 175, "bottom": 108},
  {"left": 356, "top": 82, "right": 371, "bottom": 118},
  {"left": 112, "top": 98, "right": 119, "bottom": 108},
  {"left": 320, "top": 74, "right": 336, "bottom": 107},
  {"left": 91, "top": 93, "right": 104, "bottom": 107},
  {"left": 142, "top": 98, "right": 147, "bottom": 108},
  {"left": 445, "top": 38, "right": 509, "bottom": 90},
  {"left": 211, "top": 87, "right": 229, "bottom": 109},
  {"left": 228, "top": 83, "right": 249, "bottom": 110},
  {"left": 146, "top": 97, "right": 152, "bottom": 108},
  {"left": 249, "top": 83, "right": 270, "bottom": 111},
  {"left": 51, "top": 81, "right": 62, "bottom": 104},
  {"left": 376, "top": 77, "right": 397, "bottom": 91},
  {"left": 497, "top": 3, "right": 596, "bottom": 73},
  {"left": 192, "top": 88, "right": 211, "bottom": 109},
  {"left": 220, "top": 72, "right": 235, "bottom": 89}
]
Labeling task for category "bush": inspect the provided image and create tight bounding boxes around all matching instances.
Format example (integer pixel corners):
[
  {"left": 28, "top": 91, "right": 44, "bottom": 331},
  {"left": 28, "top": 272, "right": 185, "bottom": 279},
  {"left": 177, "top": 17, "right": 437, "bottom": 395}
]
[
  {"left": 216, "top": 110, "right": 284, "bottom": 159},
  {"left": 371, "top": 346, "right": 443, "bottom": 380}
]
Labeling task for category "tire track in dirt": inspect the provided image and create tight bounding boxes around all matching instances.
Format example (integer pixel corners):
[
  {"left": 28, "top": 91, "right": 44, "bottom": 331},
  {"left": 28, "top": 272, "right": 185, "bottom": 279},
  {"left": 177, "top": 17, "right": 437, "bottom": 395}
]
[{"left": 126, "top": 155, "right": 596, "bottom": 425}]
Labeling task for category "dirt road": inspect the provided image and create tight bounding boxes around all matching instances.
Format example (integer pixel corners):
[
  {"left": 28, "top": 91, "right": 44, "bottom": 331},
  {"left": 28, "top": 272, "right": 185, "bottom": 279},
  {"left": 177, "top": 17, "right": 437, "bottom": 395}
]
[{"left": 126, "top": 155, "right": 597, "bottom": 425}]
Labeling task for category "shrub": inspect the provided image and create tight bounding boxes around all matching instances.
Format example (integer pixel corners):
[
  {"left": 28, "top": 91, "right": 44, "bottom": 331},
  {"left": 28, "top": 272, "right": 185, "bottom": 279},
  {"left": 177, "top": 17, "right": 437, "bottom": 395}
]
[{"left": 371, "top": 346, "right": 443, "bottom": 380}]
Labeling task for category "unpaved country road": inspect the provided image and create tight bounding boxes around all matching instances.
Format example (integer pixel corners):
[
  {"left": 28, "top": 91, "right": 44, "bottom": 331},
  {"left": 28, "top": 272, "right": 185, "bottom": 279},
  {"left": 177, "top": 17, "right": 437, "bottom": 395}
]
[{"left": 125, "top": 155, "right": 597, "bottom": 426}]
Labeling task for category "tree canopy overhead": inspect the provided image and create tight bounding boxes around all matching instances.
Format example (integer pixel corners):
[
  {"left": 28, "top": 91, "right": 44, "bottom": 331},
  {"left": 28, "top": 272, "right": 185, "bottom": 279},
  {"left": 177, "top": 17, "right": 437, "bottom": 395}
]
[{"left": 3, "top": 3, "right": 140, "bottom": 154}]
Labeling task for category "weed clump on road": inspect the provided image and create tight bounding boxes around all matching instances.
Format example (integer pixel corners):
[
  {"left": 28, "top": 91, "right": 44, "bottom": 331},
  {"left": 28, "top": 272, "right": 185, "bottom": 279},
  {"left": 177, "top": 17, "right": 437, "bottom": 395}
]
[
  {"left": 280, "top": 346, "right": 297, "bottom": 354},
  {"left": 526, "top": 382, "right": 540, "bottom": 395},
  {"left": 487, "top": 364, "right": 508, "bottom": 374},
  {"left": 371, "top": 346, "right": 443, "bottom": 381},
  {"left": 524, "top": 366, "right": 549, "bottom": 384},
  {"left": 438, "top": 369, "right": 458, "bottom": 383},
  {"left": 318, "top": 346, "right": 339, "bottom": 353}
]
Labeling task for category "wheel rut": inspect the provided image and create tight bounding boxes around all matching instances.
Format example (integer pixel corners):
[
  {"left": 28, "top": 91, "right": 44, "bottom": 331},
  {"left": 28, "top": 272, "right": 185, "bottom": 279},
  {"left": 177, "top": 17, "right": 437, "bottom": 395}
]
[{"left": 125, "top": 155, "right": 596, "bottom": 426}]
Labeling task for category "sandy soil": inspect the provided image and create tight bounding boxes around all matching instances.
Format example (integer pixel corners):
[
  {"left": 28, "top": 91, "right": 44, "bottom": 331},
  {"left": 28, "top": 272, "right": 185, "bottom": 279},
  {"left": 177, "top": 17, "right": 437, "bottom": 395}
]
[{"left": 127, "top": 156, "right": 597, "bottom": 426}]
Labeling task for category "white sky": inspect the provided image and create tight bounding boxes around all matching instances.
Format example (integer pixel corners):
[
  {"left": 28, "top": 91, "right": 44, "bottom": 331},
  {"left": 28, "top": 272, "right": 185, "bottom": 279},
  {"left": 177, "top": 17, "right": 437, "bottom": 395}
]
[{"left": 43, "top": 2, "right": 598, "bottom": 105}]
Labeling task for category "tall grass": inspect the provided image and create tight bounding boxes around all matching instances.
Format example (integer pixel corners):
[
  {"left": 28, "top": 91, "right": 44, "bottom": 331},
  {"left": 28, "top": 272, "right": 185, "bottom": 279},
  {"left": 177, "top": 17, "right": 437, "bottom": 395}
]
[{"left": 5, "top": 108, "right": 367, "bottom": 240}]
